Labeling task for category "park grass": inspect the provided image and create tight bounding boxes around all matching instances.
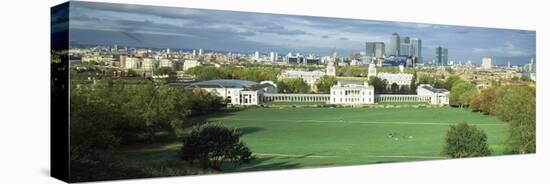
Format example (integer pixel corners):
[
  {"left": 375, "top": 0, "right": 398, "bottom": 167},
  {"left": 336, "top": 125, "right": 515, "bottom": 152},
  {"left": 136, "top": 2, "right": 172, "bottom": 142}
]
[
  {"left": 265, "top": 101, "right": 328, "bottom": 106},
  {"left": 209, "top": 107, "right": 509, "bottom": 171},
  {"left": 116, "top": 107, "right": 509, "bottom": 175}
]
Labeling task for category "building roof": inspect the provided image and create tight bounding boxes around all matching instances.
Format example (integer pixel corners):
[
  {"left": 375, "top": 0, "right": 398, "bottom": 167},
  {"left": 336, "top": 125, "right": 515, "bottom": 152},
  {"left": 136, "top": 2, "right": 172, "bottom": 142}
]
[
  {"left": 279, "top": 70, "right": 325, "bottom": 78},
  {"left": 377, "top": 72, "right": 413, "bottom": 81},
  {"left": 419, "top": 84, "right": 449, "bottom": 93},
  {"left": 188, "top": 79, "right": 259, "bottom": 89}
]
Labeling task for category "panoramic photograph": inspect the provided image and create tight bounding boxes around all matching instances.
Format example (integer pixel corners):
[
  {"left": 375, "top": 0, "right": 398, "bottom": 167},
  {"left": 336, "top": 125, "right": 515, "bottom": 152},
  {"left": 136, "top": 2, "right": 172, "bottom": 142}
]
[{"left": 51, "top": 1, "right": 536, "bottom": 182}]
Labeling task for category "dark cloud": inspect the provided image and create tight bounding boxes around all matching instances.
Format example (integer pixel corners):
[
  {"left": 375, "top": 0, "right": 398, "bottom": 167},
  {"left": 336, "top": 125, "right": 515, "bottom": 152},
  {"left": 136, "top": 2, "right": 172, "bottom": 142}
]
[
  {"left": 455, "top": 30, "right": 469, "bottom": 34},
  {"left": 255, "top": 25, "right": 309, "bottom": 36},
  {"left": 69, "top": 15, "right": 100, "bottom": 22},
  {"left": 68, "top": 1, "right": 536, "bottom": 61}
]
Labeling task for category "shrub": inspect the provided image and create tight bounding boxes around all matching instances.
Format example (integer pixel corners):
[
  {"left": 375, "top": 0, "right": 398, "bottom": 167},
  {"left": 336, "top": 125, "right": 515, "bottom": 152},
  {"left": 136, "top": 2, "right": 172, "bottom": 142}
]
[
  {"left": 180, "top": 123, "right": 254, "bottom": 171},
  {"left": 443, "top": 123, "right": 492, "bottom": 158}
]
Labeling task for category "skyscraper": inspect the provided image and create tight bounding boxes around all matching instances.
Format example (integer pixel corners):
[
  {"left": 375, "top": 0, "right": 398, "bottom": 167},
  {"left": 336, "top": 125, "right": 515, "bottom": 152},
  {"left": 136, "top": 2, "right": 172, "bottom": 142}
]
[
  {"left": 365, "top": 42, "right": 385, "bottom": 58},
  {"left": 399, "top": 36, "right": 411, "bottom": 57},
  {"left": 410, "top": 38, "right": 422, "bottom": 59},
  {"left": 270, "top": 51, "right": 278, "bottom": 62},
  {"left": 254, "top": 51, "right": 260, "bottom": 62},
  {"left": 400, "top": 43, "right": 411, "bottom": 57},
  {"left": 390, "top": 32, "right": 400, "bottom": 56},
  {"left": 482, "top": 57, "right": 492, "bottom": 69},
  {"left": 435, "top": 46, "right": 448, "bottom": 66}
]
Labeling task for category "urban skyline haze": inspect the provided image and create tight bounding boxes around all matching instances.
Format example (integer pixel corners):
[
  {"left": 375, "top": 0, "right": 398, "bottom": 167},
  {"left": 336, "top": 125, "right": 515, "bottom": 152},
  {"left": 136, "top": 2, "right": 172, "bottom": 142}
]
[{"left": 64, "top": 1, "right": 536, "bottom": 65}]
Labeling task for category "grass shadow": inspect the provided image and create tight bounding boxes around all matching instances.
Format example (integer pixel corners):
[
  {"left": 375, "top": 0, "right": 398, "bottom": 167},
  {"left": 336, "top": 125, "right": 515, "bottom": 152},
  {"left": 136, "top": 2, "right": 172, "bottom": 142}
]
[
  {"left": 226, "top": 156, "right": 301, "bottom": 172},
  {"left": 237, "top": 127, "right": 265, "bottom": 135}
]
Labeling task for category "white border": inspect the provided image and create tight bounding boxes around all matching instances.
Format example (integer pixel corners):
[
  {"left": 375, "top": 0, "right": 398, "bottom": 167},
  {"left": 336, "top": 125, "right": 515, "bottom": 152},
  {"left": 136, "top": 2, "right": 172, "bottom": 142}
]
[{"left": 0, "top": 0, "right": 547, "bottom": 183}]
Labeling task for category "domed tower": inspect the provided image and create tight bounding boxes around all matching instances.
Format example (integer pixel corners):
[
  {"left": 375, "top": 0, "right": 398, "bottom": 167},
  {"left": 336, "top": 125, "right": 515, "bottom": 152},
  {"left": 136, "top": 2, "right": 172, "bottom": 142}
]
[
  {"left": 368, "top": 62, "right": 377, "bottom": 79},
  {"left": 326, "top": 61, "right": 336, "bottom": 76}
]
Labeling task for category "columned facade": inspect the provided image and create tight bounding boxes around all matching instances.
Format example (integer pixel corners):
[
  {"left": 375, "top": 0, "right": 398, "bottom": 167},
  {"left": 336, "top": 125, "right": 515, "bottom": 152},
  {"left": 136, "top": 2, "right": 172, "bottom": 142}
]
[{"left": 262, "top": 93, "right": 330, "bottom": 103}]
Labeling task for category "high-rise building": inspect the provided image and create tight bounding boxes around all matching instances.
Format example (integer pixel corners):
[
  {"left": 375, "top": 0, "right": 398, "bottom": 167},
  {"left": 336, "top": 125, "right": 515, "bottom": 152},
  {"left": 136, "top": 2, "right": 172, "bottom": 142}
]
[
  {"left": 255, "top": 51, "right": 260, "bottom": 62},
  {"left": 365, "top": 42, "right": 385, "bottom": 58},
  {"left": 402, "top": 36, "right": 410, "bottom": 44},
  {"left": 270, "top": 51, "right": 278, "bottom": 62},
  {"left": 482, "top": 57, "right": 492, "bottom": 69},
  {"left": 399, "top": 36, "right": 411, "bottom": 57},
  {"left": 390, "top": 32, "right": 400, "bottom": 56},
  {"left": 435, "top": 46, "right": 448, "bottom": 66},
  {"left": 198, "top": 49, "right": 204, "bottom": 56},
  {"left": 400, "top": 43, "right": 411, "bottom": 57},
  {"left": 410, "top": 38, "right": 422, "bottom": 58}
]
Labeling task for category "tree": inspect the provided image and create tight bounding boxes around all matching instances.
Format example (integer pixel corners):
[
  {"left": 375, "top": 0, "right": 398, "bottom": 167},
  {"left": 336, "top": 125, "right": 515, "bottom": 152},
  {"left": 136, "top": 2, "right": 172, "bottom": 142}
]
[
  {"left": 469, "top": 87, "right": 497, "bottom": 114},
  {"left": 155, "top": 67, "right": 177, "bottom": 80},
  {"left": 494, "top": 85, "right": 536, "bottom": 153},
  {"left": 180, "top": 123, "right": 254, "bottom": 171},
  {"left": 315, "top": 75, "right": 337, "bottom": 93},
  {"left": 410, "top": 71, "right": 417, "bottom": 92},
  {"left": 520, "top": 75, "right": 530, "bottom": 81},
  {"left": 390, "top": 83, "right": 399, "bottom": 93},
  {"left": 449, "top": 81, "right": 477, "bottom": 108},
  {"left": 368, "top": 76, "right": 387, "bottom": 94},
  {"left": 277, "top": 78, "right": 310, "bottom": 93},
  {"left": 443, "top": 123, "right": 492, "bottom": 158},
  {"left": 443, "top": 75, "right": 462, "bottom": 90}
]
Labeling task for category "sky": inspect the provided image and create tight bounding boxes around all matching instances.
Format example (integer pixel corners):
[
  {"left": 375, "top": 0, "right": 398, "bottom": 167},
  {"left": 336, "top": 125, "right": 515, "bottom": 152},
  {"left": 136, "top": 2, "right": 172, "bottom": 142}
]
[{"left": 64, "top": 1, "right": 536, "bottom": 65}]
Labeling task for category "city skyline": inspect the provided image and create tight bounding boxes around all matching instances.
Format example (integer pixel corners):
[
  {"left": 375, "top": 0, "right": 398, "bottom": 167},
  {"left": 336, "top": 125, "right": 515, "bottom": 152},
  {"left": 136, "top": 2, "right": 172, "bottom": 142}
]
[{"left": 66, "top": 1, "right": 536, "bottom": 65}]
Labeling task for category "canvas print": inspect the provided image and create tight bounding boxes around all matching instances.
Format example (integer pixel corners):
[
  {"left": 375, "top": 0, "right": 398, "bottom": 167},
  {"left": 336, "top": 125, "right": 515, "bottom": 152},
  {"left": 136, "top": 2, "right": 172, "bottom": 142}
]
[{"left": 51, "top": 1, "right": 536, "bottom": 182}]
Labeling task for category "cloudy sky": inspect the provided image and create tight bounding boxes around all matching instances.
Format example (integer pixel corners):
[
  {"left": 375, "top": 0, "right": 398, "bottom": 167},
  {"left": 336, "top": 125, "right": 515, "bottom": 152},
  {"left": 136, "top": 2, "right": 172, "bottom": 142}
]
[{"left": 65, "top": 1, "right": 536, "bottom": 64}]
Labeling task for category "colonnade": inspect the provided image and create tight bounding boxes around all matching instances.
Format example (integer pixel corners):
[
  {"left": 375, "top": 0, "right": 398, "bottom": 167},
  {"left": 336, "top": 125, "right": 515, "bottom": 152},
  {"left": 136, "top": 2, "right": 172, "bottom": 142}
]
[
  {"left": 262, "top": 93, "right": 330, "bottom": 103},
  {"left": 375, "top": 95, "right": 431, "bottom": 103}
]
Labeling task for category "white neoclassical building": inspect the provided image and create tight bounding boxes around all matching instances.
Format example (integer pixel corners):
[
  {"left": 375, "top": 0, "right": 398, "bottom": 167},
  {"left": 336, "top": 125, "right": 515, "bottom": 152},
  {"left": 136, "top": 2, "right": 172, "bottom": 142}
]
[
  {"left": 278, "top": 70, "right": 326, "bottom": 87},
  {"left": 172, "top": 79, "right": 448, "bottom": 106},
  {"left": 329, "top": 81, "right": 375, "bottom": 105},
  {"left": 416, "top": 84, "right": 450, "bottom": 105},
  {"left": 181, "top": 79, "right": 277, "bottom": 105},
  {"left": 368, "top": 63, "right": 413, "bottom": 87}
]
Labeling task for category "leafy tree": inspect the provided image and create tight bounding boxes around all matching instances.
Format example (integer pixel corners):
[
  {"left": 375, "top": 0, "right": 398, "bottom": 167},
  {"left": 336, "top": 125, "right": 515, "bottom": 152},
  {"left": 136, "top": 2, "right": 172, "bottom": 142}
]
[
  {"left": 390, "top": 83, "right": 399, "bottom": 93},
  {"left": 449, "top": 81, "right": 477, "bottom": 108},
  {"left": 338, "top": 66, "right": 369, "bottom": 77},
  {"left": 155, "top": 67, "right": 177, "bottom": 80},
  {"left": 368, "top": 76, "right": 387, "bottom": 94},
  {"left": 180, "top": 123, "right": 254, "bottom": 171},
  {"left": 443, "top": 75, "right": 462, "bottom": 90},
  {"left": 443, "top": 123, "right": 492, "bottom": 158},
  {"left": 315, "top": 75, "right": 337, "bottom": 93},
  {"left": 469, "top": 87, "right": 497, "bottom": 114},
  {"left": 277, "top": 78, "right": 310, "bottom": 93},
  {"left": 186, "top": 66, "right": 279, "bottom": 82},
  {"left": 410, "top": 71, "right": 417, "bottom": 92},
  {"left": 494, "top": 85, "right": 536, "bottom": 153}
]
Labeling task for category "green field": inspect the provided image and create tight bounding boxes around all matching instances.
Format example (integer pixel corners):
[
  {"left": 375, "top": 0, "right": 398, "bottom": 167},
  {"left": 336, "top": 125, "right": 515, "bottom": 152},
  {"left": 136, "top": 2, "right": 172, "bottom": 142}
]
[
  {"left": 118, "top": 107, "right": 509, "bottom": 173},
  {"left": 209, "top": 107, "right": 509, "bottom": 171}
]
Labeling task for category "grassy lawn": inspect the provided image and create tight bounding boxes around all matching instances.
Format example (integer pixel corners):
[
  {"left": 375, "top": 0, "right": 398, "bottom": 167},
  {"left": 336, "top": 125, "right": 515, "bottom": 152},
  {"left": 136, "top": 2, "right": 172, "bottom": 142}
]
[
  {"left": 117, "top": 107, "right": 509, "bottom": 174},
  {"left": 265, "top": 101, "right": 328, "bottom": 106},
  {"left": 210, "top": 108, "right": 509, "bottom": 171}
]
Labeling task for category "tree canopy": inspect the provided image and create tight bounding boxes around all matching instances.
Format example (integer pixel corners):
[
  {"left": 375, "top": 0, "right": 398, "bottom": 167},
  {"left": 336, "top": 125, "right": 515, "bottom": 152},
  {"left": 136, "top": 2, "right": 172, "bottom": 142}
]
[
  {"left": 315, "top": 75, "right": 337, "bottom": 93},
  {"left": 449, "top": 81, "right": 478, "bottom": 108},
  {"left": 180, "top": 123, "right": 254, "bottom": 171},
  {"left": 443, "top": 123, "right": 492, "bottom": 158},
  {"left": 277, "top": 78, "right": 310, "bottom": 93}
]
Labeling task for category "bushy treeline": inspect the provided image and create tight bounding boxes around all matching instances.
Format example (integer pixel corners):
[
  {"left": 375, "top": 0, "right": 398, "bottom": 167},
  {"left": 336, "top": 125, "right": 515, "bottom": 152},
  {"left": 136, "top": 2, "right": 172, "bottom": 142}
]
[
  {"left": 186, "top": 66, "right": 279, "bottom": 82},
  {"left": 469, "top": 85, "right": 536, "bottom": 153},
  {"left": 337, "top": 66, "right": 415, "bottom": 77},
  {"left": 69, "top": 79, "right": 224, "bottom": 181}
]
